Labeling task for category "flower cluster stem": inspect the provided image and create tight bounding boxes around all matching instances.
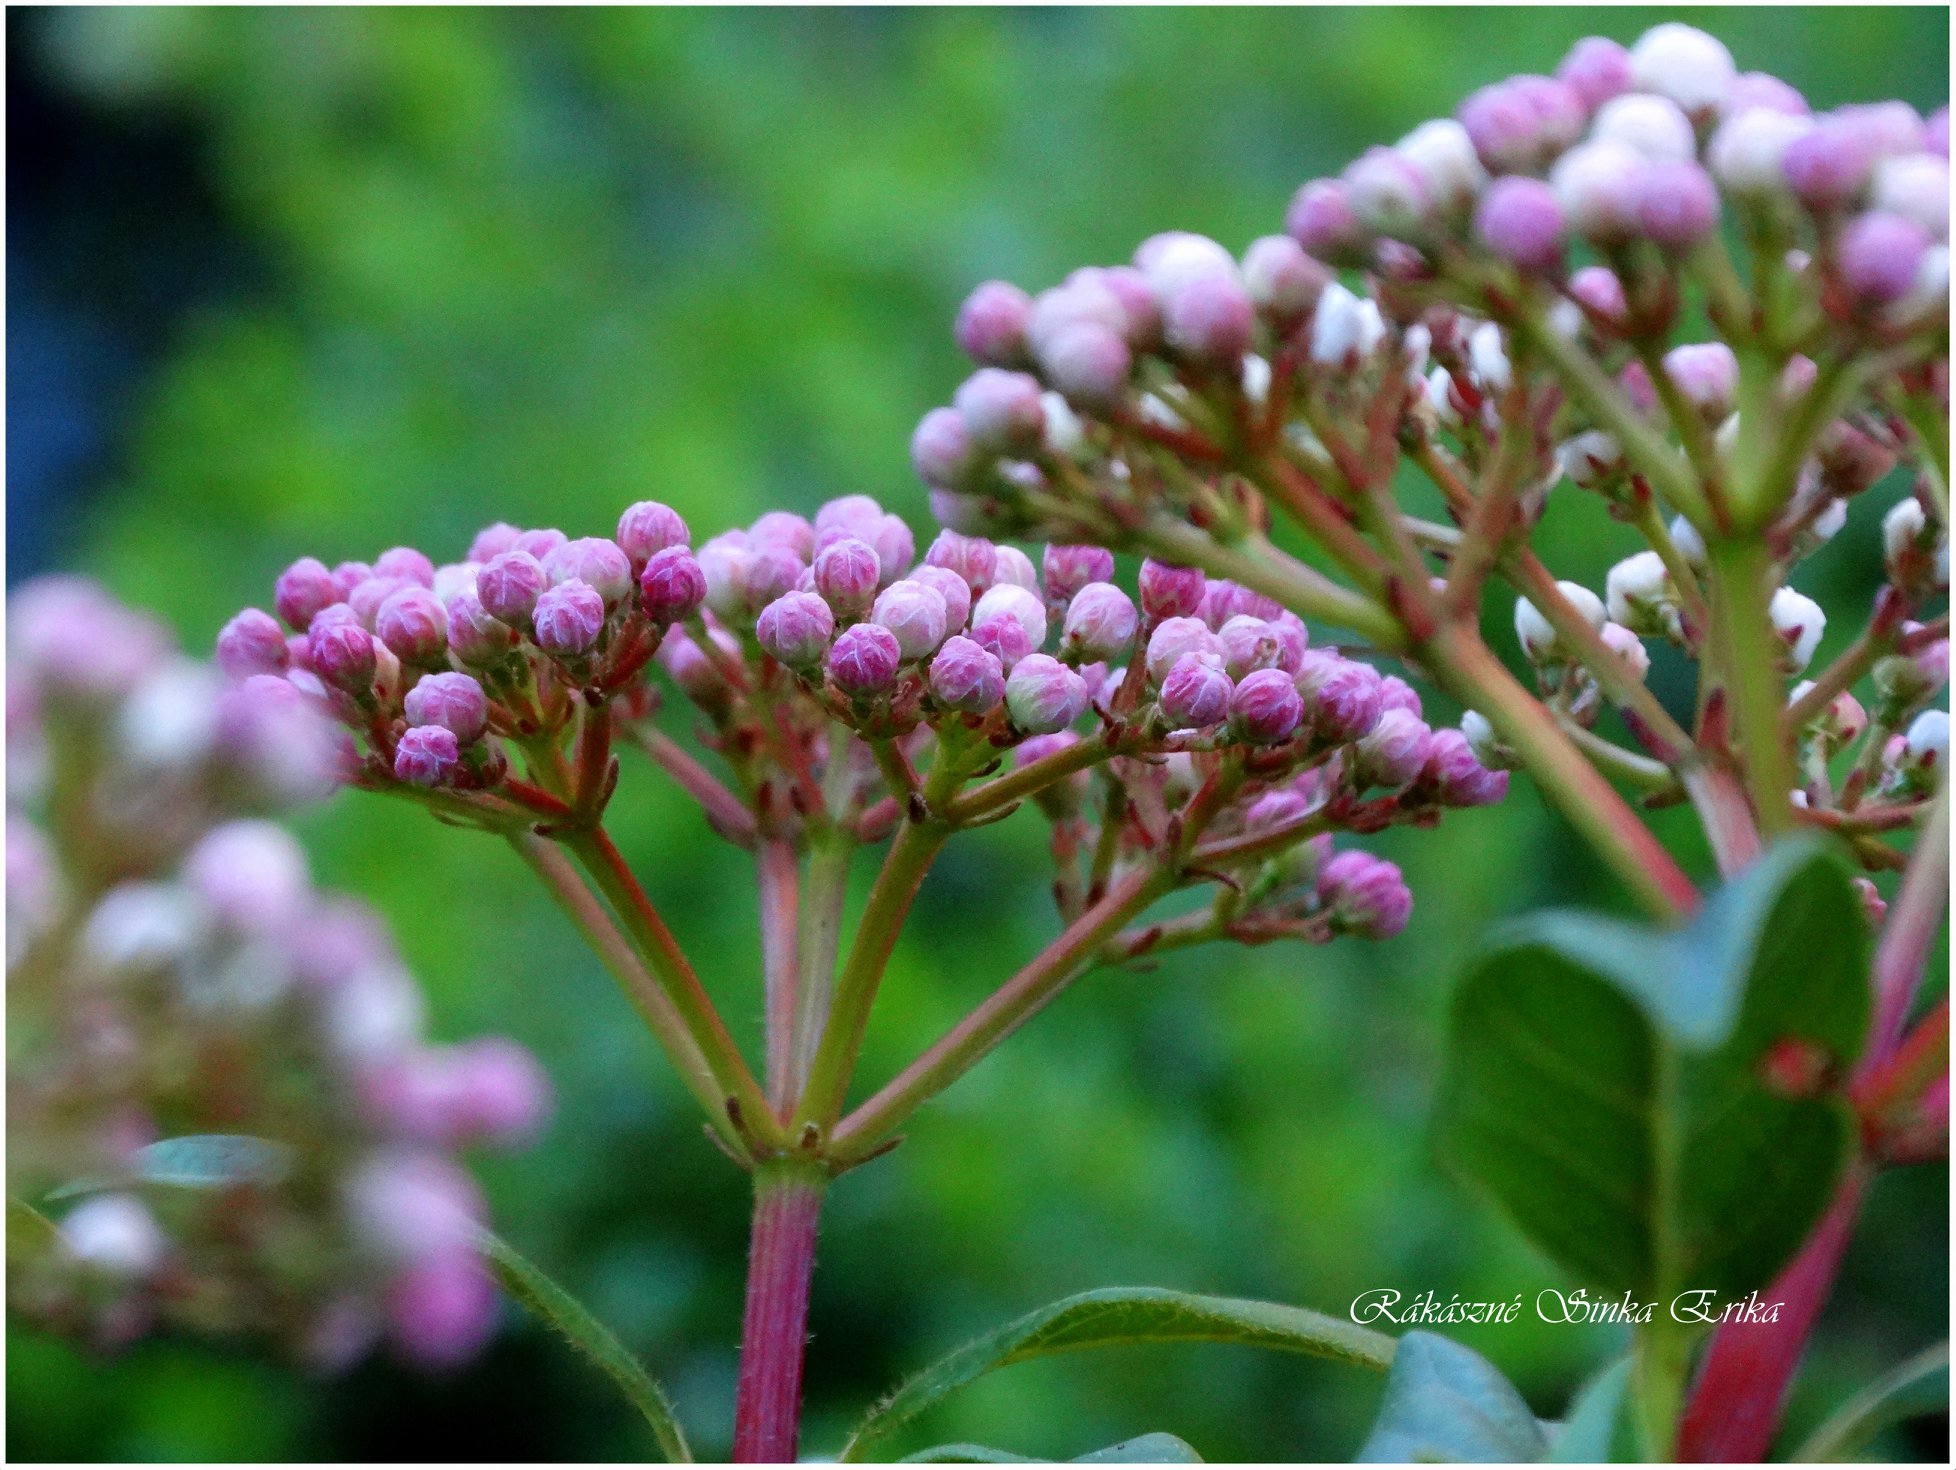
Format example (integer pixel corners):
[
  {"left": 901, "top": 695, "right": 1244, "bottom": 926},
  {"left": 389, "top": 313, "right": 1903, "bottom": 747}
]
[{"left": 732, "top": 1161, "right": 827, "bottom": 1463}]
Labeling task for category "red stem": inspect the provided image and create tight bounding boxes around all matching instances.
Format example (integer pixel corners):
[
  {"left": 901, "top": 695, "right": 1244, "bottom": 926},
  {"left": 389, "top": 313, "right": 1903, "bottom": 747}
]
[
  {"left": 1676, "top": 1169, "right": 1867, "bottom": 1462},
  {"left": 733, "top": 1165, "right": 826, "bottom": 1463}
]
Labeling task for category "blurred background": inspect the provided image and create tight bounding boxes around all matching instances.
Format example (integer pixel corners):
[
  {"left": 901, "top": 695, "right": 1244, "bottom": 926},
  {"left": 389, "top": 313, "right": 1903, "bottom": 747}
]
[{"left": 7, "top": 6, "right": 1948, "bottom": 1461}]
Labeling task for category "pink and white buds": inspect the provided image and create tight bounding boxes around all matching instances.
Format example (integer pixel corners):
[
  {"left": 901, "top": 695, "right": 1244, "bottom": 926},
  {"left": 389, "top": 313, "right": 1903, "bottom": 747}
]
[
  {"left": 1710, "top": 109, "right": 1816, "bottom": 198},
  {"left": 276, "top": 557, "right": 342, "bottom": 631},
  {"left": 1420, "top": 728, "right": 1510, "bottom": 807},
  {"left": 375, "top": 587, "right": 449, "bottom": 666},
  {"left": 531, "top": 580, "right": 606, "bottom": 659},
  {"left": 542, "top": 537, "right": 633, "bottom": 609},
  {"left": 1005, "top": 653, "right": 1089, "bottom": 734},
  {"left": 217, "top": 609, "right": 291, "bottom": 680},
  {"left": 309, "top": 622, "right": 378, "bottom": 697},
  {"left": 1606, "top": 551, "right": 1674, "bottom": 636},
  {"left": 1160, "top": 268, "right": 1256, "bottom": 366},
  {"left": 956, "top": 280, "right": 1034, "bottom": 366},
  {"left": 1593, "top": 93, "right": 1697, "bottom": 163},
  {"left": 910, "top": 565, "right": 973, "bottom": 632},
  {"left": 1629, "top": 22, "right": 1736, "bottom": 116},
  {"left": 1241, "top": 235, "right": 1330, "bottom": 321},
  {"left": 1514, "top": 581, "right": 1605, "bottom": 662},
  {"left": 1229, "top": 668, "right": 1305, "bottom": 745},
  {"left": 1662, "top": 342, "right": 1740, "bottom": 421},
  {"left": 1635, "top": 160, "right": 1721, "bottom": 250},
  {"left": 757, "top": 592, "right": 837, "bottom": 670},
  {"left": 374, "top": 547, "right": 435, "bottom": 589},
  {"left": 1060, "top": 583, "right": 1139, "bottom": 664},
  {"left": 928, "top": 530, "right": 999, "bottom": 591},
  {"left": 1459, "top": 75, "right": 1584, "bottom": 175},
  {"left": 1601, "top": 623, "right": 1652, "bottom": 681},
  {"left": 1397, "top": 118, "right": 1487, "bottom": 213},
  {"left": 1158, "top": 653, "right": 1233, "bottom": 729},
  {"left": 911, "top": 406, "right": 980, "bottom": 490},
  {"left": 1474, "top": 177, "right": 1567, "bottom": 272},
  {"left": 1344, "top": 146, "right": 1434, "bottom": 239},
  {"left": 1354, "top": 708, "right": 1433, "bottom": 788},
  {"left": 638, "top": 547, "right": 708, "bottom": 625},
  {"left": 1550, "top": 140, "right": 1647, "bottom": 243},
  {"left": 477, "top": 551, "right": 549, "bottom": 628},
  {"left": 393, "top": 726, "right": 460, "bottom": 787},
  {"left": 812, "top": 536, "right": 882, "bottom": 620},
  {"left": 184, "top": 820, "right": 311, "bottom": 932},
  {"left": 1903, "top": 707, "right": 1950, "bottom": 774},
  {"left": 1146, "top": 616, "right": 1225, "bottom": 684},
  {"left": 404, "top": 673, "right": 490, "bottom": 745},
  {"left": 1137, "top": 559, "right": 1206, "bottom": 621},
  {"left": 971, "top": 582, "right": 1048, "bottom": 651},
  {"left": 927, "top": 636, "right": 1006, "bottom": 715},
  {"left": 1284, "top": 179, "right": 1369, "bottom": 266},
  {"left": 1296, "top": 651, "right": 1384, "bottom": 743},
  {"left": 827, "top": 623, "right": 902, "bottom": 699},
  {"left": 1318, "top": 850, "right": 1412, "bottom": 939},
  {"left": 468, "top": 523, "right": 523, "bottom": 563},
  {"left": 954, "top": 368, "right": 1048, "bottom": 453},
  {"left": 1769, "top": 586, "right": 1827, "bottom": 673},
  {"left": 871, "top": 579, "right": 951, "bottom": 662}
]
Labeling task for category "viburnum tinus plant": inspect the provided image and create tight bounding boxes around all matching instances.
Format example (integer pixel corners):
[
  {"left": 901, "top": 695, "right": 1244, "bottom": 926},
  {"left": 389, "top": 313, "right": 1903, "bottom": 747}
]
[{"left": 909, "top": 19, "right": 1949, "bottom": 1465}]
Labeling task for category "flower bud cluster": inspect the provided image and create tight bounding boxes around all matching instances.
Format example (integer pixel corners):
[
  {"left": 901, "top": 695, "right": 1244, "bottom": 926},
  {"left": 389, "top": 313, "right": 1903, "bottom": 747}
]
[{"left": 9, "top": 581, "right": 546, "bottom": 1369}]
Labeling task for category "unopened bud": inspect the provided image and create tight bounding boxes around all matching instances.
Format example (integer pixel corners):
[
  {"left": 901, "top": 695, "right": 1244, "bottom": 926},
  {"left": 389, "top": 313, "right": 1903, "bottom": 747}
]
[
  {"left": 1768, "top": 586, "right": 1827, "bottom": 673},
  {"left": 532, "top": 580, "right": 607, "bottom": 658},
  {"left": 1353, "top": 708, "right": 1433, "bottom": 788},
  {"left": 956, "top": 279, "right": 1034, "bottom": 366},
  {"left": 404, "top": 672, "right": 490, "bottom": 744},
  {"left": 927, "top": 635, "right": 1006, "bottom": 714},
  {"left": 217, "top": 608, "right": 291, "bottom": 680},
  {"left": 1296, "top": 651, "right": 1384, "bottom": 743},
  {"left": 1138, "top": 559, "right": 1206, "bottom": 621},
  {"left": 542, "top": 537, "right": 633, "bottom": 609},
  {"left": 1042, "top": 544, "right": 1116, "bottom": 606},
  {"left": 1060, "top": 583, "right": 1139, "bottom": 664},
  {"left": 394, "top": 726, "right": 460, "bottom": 787},
  {"left": 639, "top": 547, "right": 708, "bottom": 625},
  {"left": 276, "top": 557, "right": 342, "bottom": 631},
  {"left": 1318, "top": 850, "right": 1412, "bottom": 939},
  {"left": 1229, "top": 668, "right": 1304, "bottom": 745},
  {"left": 827, "top": 623, "right": 902, "bottom": 699},
  {"left": 1005, "top": 653, "right": 1089, "bottom": 734},
  {"left": 1158, "top": 653, "right": 1234, "bottom": 729},
  {"left": 478, "top": 551, "right": 549, "bottom": 628}
]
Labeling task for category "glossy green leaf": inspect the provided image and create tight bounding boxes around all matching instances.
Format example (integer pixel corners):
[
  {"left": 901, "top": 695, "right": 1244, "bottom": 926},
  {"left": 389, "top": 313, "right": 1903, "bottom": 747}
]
[
  {"left": 1546, "top": 1357, "right": 1634, "bottom": 1462},
  {"left": 1435, "top": 840, "right": 1868, "bottom": 1303},
  {"left": 842, "top": 1287, "right": 1393, "bottom": 1461},
  {"left": 1355, "top": 1330, "right": 1546, "bottom": 1463},
  {"left": 46, "top": 1134, "right": 295, "bottom": 1199},
  {"left": 1791, "top": 1341, "right": 1949, "bottom": 1462},
  {"left": 477, "top": 1228, "right": 692, "bottom": 1462},
  {"left": 900, "top": 1433, "right": 1203, "bottom": 1463}
]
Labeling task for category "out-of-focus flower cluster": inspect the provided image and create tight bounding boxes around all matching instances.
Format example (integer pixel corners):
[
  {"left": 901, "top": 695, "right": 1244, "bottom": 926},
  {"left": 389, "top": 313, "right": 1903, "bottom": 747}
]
[
  {"left": 9, "top": 580, "right": 548, "bottom": 1369},
  {"left": 225, "top": 493, "right": 1513, "bottom": 953},
  {"left": 907, "top": 22, "right": 1948, "bottom": 874}
]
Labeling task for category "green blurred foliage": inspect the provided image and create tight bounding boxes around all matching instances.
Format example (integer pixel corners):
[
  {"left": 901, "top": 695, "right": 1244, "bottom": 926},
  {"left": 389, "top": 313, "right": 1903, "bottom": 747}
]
[{"left": 9, "top": 6, "right": 1947, "bottom": 1462}]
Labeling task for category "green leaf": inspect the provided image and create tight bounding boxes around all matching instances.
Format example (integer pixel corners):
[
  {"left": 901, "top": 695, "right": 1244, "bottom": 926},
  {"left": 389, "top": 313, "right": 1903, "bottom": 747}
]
[
  {"left": 1546, "top": 1357, "right": 1634, "bottom": 1462},
  {"left": 477, "top": 1228, "right": 692, "bottom": 1462},
  {"left": 1355, "top": 1330, "right": 1547, "bottom": 1463},
  {"left": 8, "top": 1196, "right": 63, "bottom": 1269},
  {"left": 1791, "top": 1341, "right": 1950, "bottom": 1462},
  {"left": 1435, "top": 839, "right": 1868, "bottom": 1304},
  {"left": 842, "top": 1287, "right": 1393, "bottom": 1461},
  {"left": 900, "top": 1433, "right": 1203, "bottom": 1463}
]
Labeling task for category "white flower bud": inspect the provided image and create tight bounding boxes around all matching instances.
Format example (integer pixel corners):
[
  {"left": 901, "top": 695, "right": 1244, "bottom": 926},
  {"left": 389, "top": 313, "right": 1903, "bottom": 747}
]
[
  {"left": 1514, "top": 581, "right": 1604, "bottom": 662},
  {"left": 1398, "top": 118, "right": 1487, "bottom": 209},
  {"left": 1467, "top": 322, "right": 1512, "bottom": 394},
  {"left": 1592, "top": 93, "right": 1697, "bottom": 162},
  {"left": 1710, "top": 109, "right": 1816, "bottom": 198},
  {"left": 991, "top": 545, "right": 1040, "bottom": 592},
  {"left": 1871, "top": 153, "right": 1950, "bottom": 241},
  {"left": 1669, "top": 515, "right": 1708, "bottom": 568},
  {"left": 1460, "top": 709, "right": 1520, "bottom": 771},
  {"left": 61, "top": 1194, "right": 166, "bottom": 1277},
  {"left": 1309, "top": 283, "right": 1386, "bottom": 366},
  {"left": 1559, "top": 429, "right": 1625, "bottom": 488},
  {"left": 1600, "top": 622, "right": 1652, "bottom": 681},
  {"left": 1769, "top": 586, "right": 1826, "bottom": 673},
  {"left": 1605, "top": 550, "right": 1672, "bottom": 635},
  {"left": 971, "top": 582, "right": 1047, "bottom": 649},
  {"left": 1629, "top": 22, "right": 1736, "bottom": 115},
  {"left": 1904, "top": 707, "right": 1950, "bottom": 769}
]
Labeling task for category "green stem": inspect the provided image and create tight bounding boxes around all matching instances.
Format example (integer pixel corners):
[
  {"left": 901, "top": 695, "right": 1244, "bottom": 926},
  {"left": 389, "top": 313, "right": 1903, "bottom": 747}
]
[
  {"left": 1633, "top": 1320, "right": 1695, "bottom": 1460},
  {"left": 1896, "top": 391, "right": 1951, "bottom": 524},
  {"left": 1703, "top": 536, "right": 1799, "bottom": 840},
  {"left": 786, "top": 827, "right": 854, "bottom": 1104}
]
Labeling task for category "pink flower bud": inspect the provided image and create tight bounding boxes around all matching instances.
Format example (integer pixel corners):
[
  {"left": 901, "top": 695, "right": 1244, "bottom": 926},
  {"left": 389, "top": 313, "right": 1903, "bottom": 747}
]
[
  {"left": 1296, "top": 651, "right": 1384, "bottom": 743},
  {"left": 477, "top": 551, "right": 549, "bottom": 628},
  {"left": 1569, "top": 265, "right": 1629, "bottom": 326},
  {"left": 870, "top": 515, "right": 916, "bottom": 589},
  {"left": 992, "top": 544, "right": 1040, "bottom": 591},
  {"left": 813, "top": 536, "right": 882, "bottom": 620},
  {"left": 1038, "top": 323, "right": 1132, "bottom": 409},
  {"left": 385, "top": 1254, "right": 497, "bottom": 1369},
  {"left": 971, "top": 582, "right": 1047, "bottom": 651},
  {"left": 1218, "top": 615, "right": 1284, "bottom": 678},
  {"left": 532, "top": 580, "right": 606, "bottom": 658},
  {"left": 1241, "top": 235, "right": 1330, "bottom": 321},
  {"left": 1162, "top": 269, "right": 1255, "bottom": 365},
  {"left": 1354, "top": 708, "right": 1433, "bottom": 788},
  {"left": 954, "top": 368, "right": 1047, "bottom": 454},
  {"left": 450, "top": 1038, "right": 551, "bottom": 1144},
  {"left": 1060, "top": 582, "right": 1138, "bottom": 664},
  {"left": 744, "top": 544, "right": 805, "bottom": 611},
  {"left": 1159, "top": 653, "right": 1233, "bottom": 729},
  {"left": 374, "top": 547, "right": 435, "bottom": 588},
  {"left": 1284, "top": 179, "right": 1370, "bottom": 266},
  {"left": 909, "top": 565, "right": 972, "bottom": 633},
  {"left": 1551, "top": 140, "right": 1647, "bottom": 242},
  {"left": 970, "top": 612, "right": 1034, "bottom": 672},
  {"left": 542, "top": 537, "right": 633, "bottom": 608},
  {"left": 1229, "top": 667, "right": 1304, "bottom": 744},
  {"left": 1269, "top": 612, "right": 1310, "bottom": 675},
  {"left": 1662, "top": 342, "right": 1740, "bottom": 421},
  {"left": 276, "top": 557, "right": 342, "bottom": 630},
  {"left": 827, "top": 622, "right": 901, "bottom": 698},
  {"left": 443, "top": 592, "right": 517, "bottom": 667},
  {"left": 184, "top": 820, "right": 311, "bottom": 931},
  {"left": 1042, "top": 544, "right": 1116, "bottom": 605},
  {"left": 615, "top": 501, "right": 690, "bottom": 566},
  {"left": 512, "top": 528, "right": 568, "bottom": 561},
  {"left": 927, "top": 635, "right": 1006, "bottom": 714},
  {"left": 956, "top": 279, "right": 1034, "bottom": 365},
  {"left": 911, "top": 407, "right": 980, "bottom": 490},
  {"left": 1636, "top": 159, "right": 1721, "bottom": 249},
  {"left": 1200, "top": 579, "right": 1282, "bottom": 629},
  {"left": 1145, "top": 616, "right": 1225, "bottom": 684},
  {"left": 394, "top": 725, "right": 460, "bottom": 787},
  {"left": 1782, "top": 120, "right": 1877, "bottom": 211},
  {"left": 1460, "top": 75, "right": 1584, "bottom": 174},
  {"left": 1420, "top": 727, "right": 1510, "bottom": 806},
  {"left": 1557, "top": 36, "right": 1632, "bottom": 109},
  {"left": 1005, "top": 653, "right": 1088, "bottom": 734},
  {"left": 695, "top": 532, "right": 757, "bottom": 621},
  {"left": 1378, "top": 675, "right": 1423, "bottom": 717},
  {"left": 814, "top": 494, "right": 883, "bottom": 541},
  {"left": 1839, "top": 211, "right": 1934, "bottom": 305},
  {"left": 871, "top": 579, "right": 949, "bottom": 661},
  {"left": 754, "top": 591, "right": 834, "bottom": 671},
  {"left": 1474, "top": 177, "right": 1567, "bottom": 272},
  {"left": 376, "top": 587, "right": 449, "bottom": 665},
  {"left": 639, "top": 546, "right": 708, "bottom": 625},
  {"left": 750, "top": 510, "right": 815, "bottom": 560},
  {"left": 309, "top": 621, "right": 379, "bottom": 696},
  {"left": 217, "top": 608, "right": 291, "bottom": 679},
  {"left": 926, "top": 530, "right": 998, "bottom": 591},
  {"left": 1343, "top": 146, "right": 1433, "bottom": 238},
  {"left": 1318, "top": 850, "right": 1412, "bottom": 939},
  {"left": 332, "top": 560, "right": 374, "bottom": 600},
  {"left": 404, "top": 672, "right": 489, "bottom": 744},
  {"left": 468, "top": 522, "right": 523, "bottom": 563},
  {"left": 1726, "top": 72, "right": 1810, "bottom": 118},
  {"left": 348, "top": 575, "right": 410, "bottom": 629},
  {"left": 1138, "top": 559, "right": 1206, "bottom": 620}
]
